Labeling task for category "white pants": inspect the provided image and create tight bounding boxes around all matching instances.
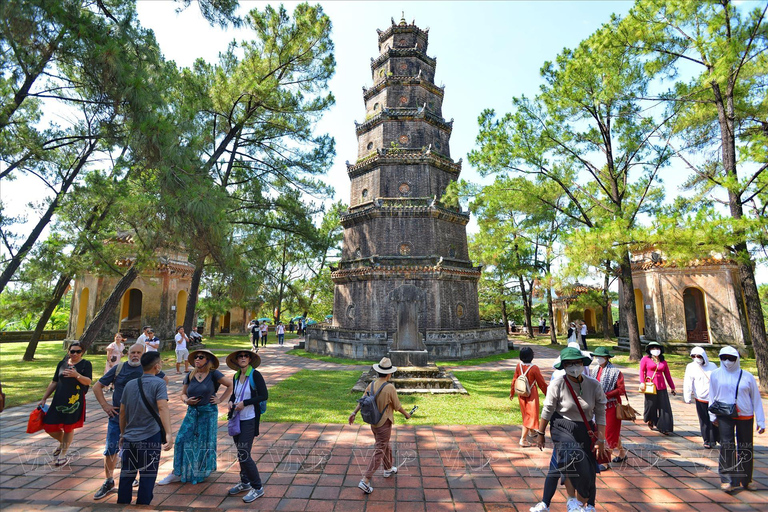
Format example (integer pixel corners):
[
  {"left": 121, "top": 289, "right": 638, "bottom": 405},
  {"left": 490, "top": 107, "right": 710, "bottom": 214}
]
[{"left": 176, "top": 349, "right": 189, "bottom": 363}]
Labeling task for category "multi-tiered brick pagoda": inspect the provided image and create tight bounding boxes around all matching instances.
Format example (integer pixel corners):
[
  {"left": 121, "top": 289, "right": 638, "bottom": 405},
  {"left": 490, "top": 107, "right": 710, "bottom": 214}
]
[{"left": 306, "top": 16, "right": 506, "bottom": 363}]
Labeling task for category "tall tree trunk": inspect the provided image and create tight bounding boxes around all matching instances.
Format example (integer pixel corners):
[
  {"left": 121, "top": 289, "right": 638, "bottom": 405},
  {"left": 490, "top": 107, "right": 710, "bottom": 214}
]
[
  {"left": 546, "top": 286, "right": 557, "bottom": 344},
  {"left": 602, "top": 261, "right": 612, "bottom": 340},
  {"left": 519, "top": 275, "right": 534, "bottom": 339},
  {"left": 23, "top": 273, "right": 72, "bottom": 360},
  {"left": 183, "top": 255, "right": 206, "bottom": 334},
  {"left": 619, "top": 252, "right": 642, "bottom": 361},
  {"left": 0, "top": 141, "right": 96, "bottom": 294},
  {"left": 711, "top": 81, "right": 768, "bottom": 392},
  {"left": 209, "top": 315, "right": 217, "bottom": 338},
  {"left": 78, "top": 266, "right": 139, "bottom": 351},
  {"left": 500, "top": 297, "right": 509, "bottom": 335},
  {"left": 275, "top": 235, "right": 287, "bottom": 323}
]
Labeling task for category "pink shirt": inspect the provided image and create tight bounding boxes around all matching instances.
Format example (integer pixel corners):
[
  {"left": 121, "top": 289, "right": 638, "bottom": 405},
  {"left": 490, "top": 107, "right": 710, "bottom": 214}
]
[{"left": 640, "top": 356, "right": 675, "bottom": 391}]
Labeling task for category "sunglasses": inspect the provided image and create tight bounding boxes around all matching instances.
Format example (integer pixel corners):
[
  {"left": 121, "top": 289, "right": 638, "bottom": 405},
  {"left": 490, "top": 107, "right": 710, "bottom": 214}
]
[
  {"left": 719, "top": 355, "right": 737, "bottom": 362},
  {"left": 69, "top": 349, "right": 83, "bottom": 354},
  {"left": 194, "top": 355, "right": 208, "bottom": 360},
  {"left": 691, "top": 355, "right": 703, "bottom": 359},
  {"left": 237, "top": 354, "right": 251, "bottom": 359}
]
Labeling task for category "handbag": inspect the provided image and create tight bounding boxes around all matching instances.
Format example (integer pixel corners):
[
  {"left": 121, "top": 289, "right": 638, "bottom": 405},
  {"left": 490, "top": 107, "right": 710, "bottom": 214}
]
[
  {"left": 709, "top": 370, "right": 742, "bottom": 418},
  {"left": 228, "top": 375, "right": 249, "bottom": 437},
  {"left": 640, "top": 367, "right": 658, "bottom": 394},
  {"left": 27, "top": 405, "right": 48, "bottom": 434},
  {"left": 616, "top": 391, "right": 638, "bottom": 421},
  {"left": 137, "top": 377, "right": 167, "bottom": 444}
]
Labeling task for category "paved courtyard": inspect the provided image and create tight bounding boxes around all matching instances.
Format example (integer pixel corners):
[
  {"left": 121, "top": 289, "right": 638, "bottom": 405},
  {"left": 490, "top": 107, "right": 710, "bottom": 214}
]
[{"left": 1, "top": 342, "right": 767, "bottom": 511}]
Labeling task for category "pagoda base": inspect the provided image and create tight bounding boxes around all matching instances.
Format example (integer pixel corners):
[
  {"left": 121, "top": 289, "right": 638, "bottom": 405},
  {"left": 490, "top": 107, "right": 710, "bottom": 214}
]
[
  {"left": 389, "top": 350, "right": 429, "bottom": 367},
  {"left": 305, "top": 326, "right": 507, "bottom": 361},
  {"left": 352, "top": 364, "right": 469, "bottom": 395}
]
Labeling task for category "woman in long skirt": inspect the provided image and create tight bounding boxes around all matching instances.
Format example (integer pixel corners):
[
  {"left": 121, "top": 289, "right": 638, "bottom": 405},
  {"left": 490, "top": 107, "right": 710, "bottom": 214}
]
[
  {"left": 158, "top": 350, "right": 232, "bottom": 485},
  {"left": 640, "top": 342, "right": 676, "bottom": 435},
  {"left": 510, "top": 347, "right": 548, "bottom": 447}
]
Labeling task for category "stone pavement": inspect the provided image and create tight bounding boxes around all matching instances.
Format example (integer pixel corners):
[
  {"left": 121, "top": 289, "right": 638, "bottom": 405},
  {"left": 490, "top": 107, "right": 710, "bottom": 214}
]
[{"left": 1, "top": 343, "right": 767, "bottom": 511}]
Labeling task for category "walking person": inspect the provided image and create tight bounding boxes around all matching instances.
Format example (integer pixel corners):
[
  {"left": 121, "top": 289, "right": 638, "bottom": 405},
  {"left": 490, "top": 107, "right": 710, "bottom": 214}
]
[
  {"left": 92, "top": 343, "right": 169, "bottom": 500},
  {"left": 640, "top": 341, "right": 676, "bottom": 435},
  {"left": 709, "top": 346, "right": 765, "bottom": 492},
  {"left": 510, "top": 347, "right": 548, "bottom": 447},
  {"left": 579, "top": 321, "right": 588, "bottom": 351},
  {"left": 249, "top": 320, "right": 258, "bottom": 350},
  {"left": 532, "top": 347, "right": 607, "bottom": 512},
  {"left": 259, "top": 321, "right": 268, "bottom": 346},
  {"left": 175, "top": 326, "right": 190, "bottom": 374},
  {"left": 566, "top": 322, "right": 578, "bottom": 345},
  {"left": 276, "top": 321, "right": 285, "bottom": 346},
  {"left": 38, "top": 341, "right": 93, "bottom": 466},
  {"left": 225, "top": 350, "right": 268, "bottom": 503},
  {"left": 684, "top": 346, "right": 719, "bottom": 448},
  {"left": 349, "top": 357, "right": 412, "bottom": 495},
  {"left": 158, "top": 349, "right": 232, "bottom": 485},
  {"left": 590, "top": 347, "right": 628, "bottom": 469},
  {"left": 117, "top": 351, "right": 173, "bottom": 505}
]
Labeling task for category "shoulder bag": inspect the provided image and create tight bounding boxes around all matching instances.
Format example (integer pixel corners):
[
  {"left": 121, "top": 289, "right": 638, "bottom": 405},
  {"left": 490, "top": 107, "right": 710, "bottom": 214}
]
[
  {"left": 137, "top": 377, "right": 167, "bottom": 444},
  {"left": 708, "top": 370, "right": 742, "bottom": 418},
  {"left": 616, "top": 390, "right": 639, "bottom": 421},
  {"left": 563, "top": 378, "right": 601, "bottom": 456},
  {"left": 228, "top": 376, "right": 249, "bottom": 436}
]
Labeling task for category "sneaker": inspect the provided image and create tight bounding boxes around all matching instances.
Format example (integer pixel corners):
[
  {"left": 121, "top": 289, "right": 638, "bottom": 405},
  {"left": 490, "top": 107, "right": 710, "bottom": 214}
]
[
  {"left": 157, "top": 473, "right": 181, "bottom": 485},
  {"left": 383, "top": 466, "right": 398, "bottom": 478},
  {"left": 530, "top": 502, "right": 549, "bottom": 512},
  {"left": 132, "top": 479, "right": 139, "bottom": 488},
  {"left": 94, "top": 479, "right": 116, "bottom": 500},
  {"left": 358, "top": 479, "right": 373, "bottom": 494},
  {"left": 720, "top": 482, "right": 736, "bottom": 493},
  {"left": 229, "top": 482, "right": 253, "bottom": 495},
  {"left": 583, "top": 506, "right": 596, "bottom": 512},
  {"left": 243, "top": 487, "right": 264, "bottom": 503},
  {"left": 566, "top": 497, "right": 584, "bottom": 512}
]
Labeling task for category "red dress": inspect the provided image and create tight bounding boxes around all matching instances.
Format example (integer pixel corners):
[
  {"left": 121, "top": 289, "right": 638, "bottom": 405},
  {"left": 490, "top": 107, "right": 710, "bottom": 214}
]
[
  {"left": 596, "top": 366, "right": 625, "bottom": 450},
  {"left": 511, "top": 363, "right": 548, "bottom": 430}
]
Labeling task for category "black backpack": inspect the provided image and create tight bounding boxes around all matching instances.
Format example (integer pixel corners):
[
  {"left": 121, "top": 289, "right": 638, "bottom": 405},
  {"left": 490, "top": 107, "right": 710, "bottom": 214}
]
[{"left": 358, "top": 382, "right": 390, "bottom": 425}]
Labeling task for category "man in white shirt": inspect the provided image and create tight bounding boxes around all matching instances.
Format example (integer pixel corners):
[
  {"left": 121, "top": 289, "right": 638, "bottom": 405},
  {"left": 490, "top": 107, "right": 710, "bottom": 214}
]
[
  {"left": 136, "top": 326, "right": 150, "bottom": 346},
  {"left": 276, "top": 322, "right": 285, "bottom": 346},
  {"left": 580, "top": 322, "right": 589, "bottom": 351},
  {"left": 174, "top": 327, "right": 189, "bottom": 374},
  {"left": 145, "top": 329, "right": 160, "bottom": 352},
  {"left": 259, "top": 321, "right": 268, "bottom": 347}
]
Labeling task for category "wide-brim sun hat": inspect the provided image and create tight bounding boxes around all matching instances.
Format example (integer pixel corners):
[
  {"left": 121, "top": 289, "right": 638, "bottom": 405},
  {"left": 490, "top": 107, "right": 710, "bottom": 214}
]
[
  {"left": 591, "top": 346, "right": 614, "bottom": 358},
  {"left": 225, "top": 350, "right": 261, "bottom": 371},
  {"left": 373, "top": 357, "right": 397, "bottom": 374},
  {"left": 645, "top": 341, "right": 663, "bottom": 354},
  {"left": 188, "top": 349, "right": 220, "bottom": 369},
  {"left": 554, "top": 347, "right": 592, "bottom": 370}
]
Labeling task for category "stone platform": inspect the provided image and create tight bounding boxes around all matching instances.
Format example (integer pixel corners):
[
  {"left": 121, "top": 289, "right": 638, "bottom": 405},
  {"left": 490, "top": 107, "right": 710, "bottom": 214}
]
[{"left": 352, "top": 364, "right": 468, "bottom": 395}]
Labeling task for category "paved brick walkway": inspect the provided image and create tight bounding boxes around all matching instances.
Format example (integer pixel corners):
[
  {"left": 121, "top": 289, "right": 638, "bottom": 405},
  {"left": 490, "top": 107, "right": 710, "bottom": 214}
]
[{"left": 1, "top": 343, "right": 767, "bottom": 511}]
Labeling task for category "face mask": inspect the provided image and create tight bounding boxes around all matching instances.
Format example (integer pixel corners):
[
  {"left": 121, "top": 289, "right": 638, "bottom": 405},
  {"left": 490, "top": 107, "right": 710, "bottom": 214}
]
[
  {"left": 723, "top": 360, "right": 736, "bottom": 370},
  {"left": 597, "top": 357, "right": 607, "bottom": 366},
  {"left": 695, "top": 358, "right": 705, "bottom": 366},
  {"left": 650, "top": 349, "right": 661, "bottom": 357},
  {"left": 127, "top": 359, "right": 142, "bottom": 367},
  {"left": 565, "top": 365, "right": 583, "bottom": 378}
]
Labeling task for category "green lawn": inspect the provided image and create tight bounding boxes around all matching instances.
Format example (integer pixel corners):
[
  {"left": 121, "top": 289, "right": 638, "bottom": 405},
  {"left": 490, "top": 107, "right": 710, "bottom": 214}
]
[
  {"left": 285, "top": 349, "right": 375, "bottom": 366},
  {"left": 265, "top": 369, "right": 539, "bottom": 425}
]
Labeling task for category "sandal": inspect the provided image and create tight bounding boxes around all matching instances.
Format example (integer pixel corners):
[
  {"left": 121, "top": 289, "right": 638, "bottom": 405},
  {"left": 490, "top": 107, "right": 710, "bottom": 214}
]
[
  {"left": 54, "top": 456, "right": 71, "bottom": 467},
  {"left": 612, "top": 455, "right": 627, "bottom": 463},
  {"left": 52, "top": 446, "right": 62, "bottom": 457},
  {"left": 519, "top": 441, "right": 534, "bottom": 448}
]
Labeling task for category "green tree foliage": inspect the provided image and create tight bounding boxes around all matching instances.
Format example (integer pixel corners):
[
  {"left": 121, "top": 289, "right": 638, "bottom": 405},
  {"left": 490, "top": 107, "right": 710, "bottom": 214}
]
[
  {"left": 470, "top": 21, "right": 671, "bottom": 360},
  {"left": 619, "top": 0, "right": 768, "bottom": 387}
]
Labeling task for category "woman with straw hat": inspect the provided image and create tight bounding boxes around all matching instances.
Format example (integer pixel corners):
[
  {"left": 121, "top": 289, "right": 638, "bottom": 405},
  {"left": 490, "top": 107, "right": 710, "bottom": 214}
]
[
  {"left": 225, "top": 350, "right": 268, "bottom": 503},
  {"left": 158, "top": 349, "right": 232, "bottom": 485},
  {"left": 531, "top": 347, "right": 606, "bottom": 512},
  {"left": 590, "top": 347, "right": 628, "bottom": 469}
]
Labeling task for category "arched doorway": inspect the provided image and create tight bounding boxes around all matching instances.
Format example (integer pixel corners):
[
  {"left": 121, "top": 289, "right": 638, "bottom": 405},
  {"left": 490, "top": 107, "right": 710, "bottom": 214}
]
[
  {"left": 120, "top": 288, "right": 143, "bottom": 336},
  {"left": 76, "top": 288, "right": 89, "bottom": 337},
  {"left": 176, "top": 290, "right": 188, "bottom": 328},
  {"left": 684, "top": 287, "right": 710, "bottom": 342},
  {"left": 219, "top": 311, "right": 231, "bottom": 333},
  {"left": 583, "top": 309, "right": 595, "bottom": 332},
  {"left": 634, "top": 288, "right": 645, "bottom": 335}
]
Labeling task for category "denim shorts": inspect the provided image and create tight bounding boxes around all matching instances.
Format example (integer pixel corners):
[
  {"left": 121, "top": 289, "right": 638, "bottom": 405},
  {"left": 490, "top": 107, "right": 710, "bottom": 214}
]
[{"left": 104, "top": 414, "right": 121, "bottom": 456}]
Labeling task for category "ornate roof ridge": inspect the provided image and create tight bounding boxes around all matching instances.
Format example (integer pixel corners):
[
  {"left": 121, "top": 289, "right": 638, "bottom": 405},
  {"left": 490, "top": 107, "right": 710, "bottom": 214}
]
[
  {"left": 347, "top": 148, "right": 462, "bottom": 175},
  {"left": 340, "top": 200, "right": 469, "bottom": 226},
  {"left": 355, "top": 107, "right": 453, "bottom": 135},
  {"left": 331, "top": 265, "right": 481, "bottom": 279},
  {"left": 631, "top": 257, "right": 737, "bottom": 271},
  {"left": 363, "top": 76, "right": 444, "bottom": 100},
  {"left": 377, "top": 23, "right": 429, "bottom": 44},
  {"left": 371, "top": 48, "right": 436, "bottom": 70}
]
